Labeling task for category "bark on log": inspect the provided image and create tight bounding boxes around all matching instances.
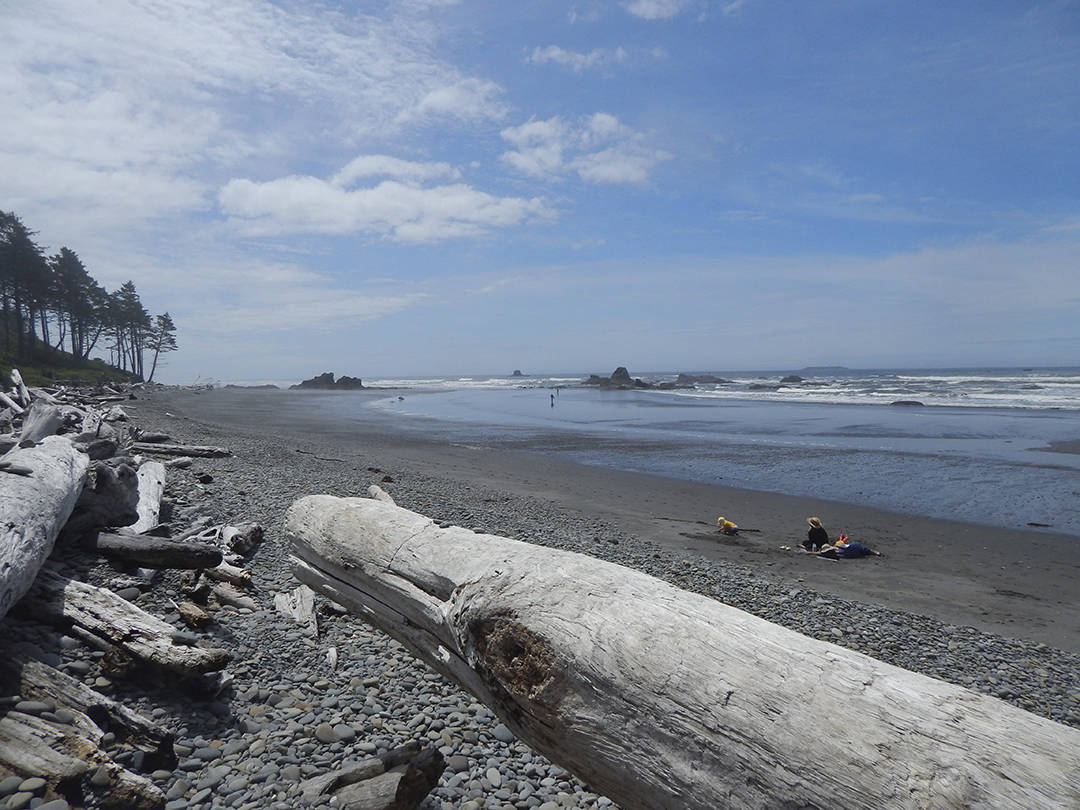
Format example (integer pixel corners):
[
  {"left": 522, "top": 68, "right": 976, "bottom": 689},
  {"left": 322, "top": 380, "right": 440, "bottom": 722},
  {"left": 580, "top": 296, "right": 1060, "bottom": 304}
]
[
  {"left": 130, "top": 460, "right": 166, "bottom": 533},
  {"left": 176, "top": 601, "right": 212, "bottom": 629},
  {"left": 131, "top": 442, "right": 232, "bottom": 458},
  {"left": 0, "top": 435, "right": 89, "bottom": 621},
  {"left": 24, "top": 564, "right": 230, "bottom": 676},
  {"left": 83, "top": 532, "right": 224, "bottom": 569},
  {"left": 286, "top": 496, "right": 1080, "bottom": 810},
  {"left": 19, "top": 401, "right": 64, "bottom": 442}
]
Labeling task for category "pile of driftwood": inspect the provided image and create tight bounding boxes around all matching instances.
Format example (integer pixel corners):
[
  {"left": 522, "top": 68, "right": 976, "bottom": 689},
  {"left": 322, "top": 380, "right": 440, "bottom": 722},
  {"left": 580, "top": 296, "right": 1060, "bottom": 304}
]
[
  {"left": 0, "top": 371, "right": 246, "bottom": 808},
  {"left": 0, "top": 371, "right": 443, "bottom": 810}
]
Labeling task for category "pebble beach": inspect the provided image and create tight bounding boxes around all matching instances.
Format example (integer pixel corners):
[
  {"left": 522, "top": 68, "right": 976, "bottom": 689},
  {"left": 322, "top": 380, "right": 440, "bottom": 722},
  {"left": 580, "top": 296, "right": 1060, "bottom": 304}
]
[{"left": 4, "top": 386, "right": 1079, "bottom": 810}]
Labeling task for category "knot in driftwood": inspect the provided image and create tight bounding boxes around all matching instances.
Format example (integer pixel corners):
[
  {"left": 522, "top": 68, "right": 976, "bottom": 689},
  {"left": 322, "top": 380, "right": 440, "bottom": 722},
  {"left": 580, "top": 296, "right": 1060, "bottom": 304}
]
[{"left": 469, "top": 617, "right": 559, "bottom": 705}]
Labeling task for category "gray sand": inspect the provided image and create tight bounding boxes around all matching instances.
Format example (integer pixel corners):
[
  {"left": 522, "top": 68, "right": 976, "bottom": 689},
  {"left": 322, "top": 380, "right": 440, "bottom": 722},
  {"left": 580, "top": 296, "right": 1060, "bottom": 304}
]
[
  {"left": 171, "top": 386, "right": 1080, "bottom": 653},
  {"left": 20, "top": 386, "right": 1066, "bottom": 809}
]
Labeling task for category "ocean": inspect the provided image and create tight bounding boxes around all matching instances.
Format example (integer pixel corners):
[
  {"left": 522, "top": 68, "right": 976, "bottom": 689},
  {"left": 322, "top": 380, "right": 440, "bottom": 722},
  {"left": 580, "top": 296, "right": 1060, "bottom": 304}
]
[{"left": 233, "top": 367, "right": 1080, "bottom": 537}]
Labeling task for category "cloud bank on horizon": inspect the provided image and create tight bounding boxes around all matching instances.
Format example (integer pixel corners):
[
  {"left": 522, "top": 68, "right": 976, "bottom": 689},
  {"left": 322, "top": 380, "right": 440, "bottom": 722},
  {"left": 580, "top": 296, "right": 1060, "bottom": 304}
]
[{"left": 3, "top": 0, "right": 1079, "bottom": 382}]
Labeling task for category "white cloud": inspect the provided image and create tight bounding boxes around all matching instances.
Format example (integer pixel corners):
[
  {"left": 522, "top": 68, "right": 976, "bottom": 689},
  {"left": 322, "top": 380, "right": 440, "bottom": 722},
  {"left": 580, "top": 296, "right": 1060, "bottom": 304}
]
[
  {"left": 499, "top": 118, "right": 571, "bottom": 178},
  {"left": 219, "top": 161, "right": 554, "bottom": 242},
  {"left": 571, "top": 144, "right": 671, "bottom": 184},
  {"left": 395, "top": 78, "right": 507, "bottom": 124},
  {"left": 332, "top": 155, "right": 461, "bottom": 186},
  {"left": 500, "top": 114, "right": 670, "bottom": 184},
  {"left": 526, "top": 45, "right": 628, "bottom": 72},
  {"left": 0, "top": 0, "right": 506, "bottom": 243},
  {"left": 623, "top": 0, "right": 686, "bottom": 20}
]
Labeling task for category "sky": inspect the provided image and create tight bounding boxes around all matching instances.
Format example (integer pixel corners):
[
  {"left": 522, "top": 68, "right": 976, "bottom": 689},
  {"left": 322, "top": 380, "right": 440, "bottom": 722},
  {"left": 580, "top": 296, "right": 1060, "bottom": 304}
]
[{"left": 3, "top": 0, "right": 1079, "bottom": 383}]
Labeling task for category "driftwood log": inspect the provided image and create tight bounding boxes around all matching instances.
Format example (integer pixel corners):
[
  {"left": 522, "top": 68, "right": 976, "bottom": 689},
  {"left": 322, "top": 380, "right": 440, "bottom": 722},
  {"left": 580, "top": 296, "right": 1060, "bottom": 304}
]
[
  {"left": 0, "top": 646, "right": 175, "bottom": 771},
  {"left": 0, "top": 646, "right": 168, "bottom": 808},
  {"left": 24, "top": 564, "right": 230, "bottom": 676},
  {"left": 202, "top": 561, "right": 252, "bottom": 587},
  {"left": 64, "top": 460, "right": 140, "bottom": 538},
  {"left": 131, "top": 442, "right": 232, "bottom": 458},
  {"left": 0, "top": 389, "right": 24, "bottom": 414},
  {"left": 83, "top": 531, "right": 223, "bottom": 569},
  {"left": 300, "top": 742, "right": 444, "bottom": 810},
  {"left": 10, "top": 367, "right": 31, "bottom": 407},
  {"left": 286, "top": 495, "right": 1080, "bottom": 810},
  {"left": 20, "top": 401, "right": 64, "bottom": 443},
  {"left": 0, "top": 435, "right": 89, "bottom": 620},
  {"left": 130, "top": 459, "right": 166, "bottom": 533}
]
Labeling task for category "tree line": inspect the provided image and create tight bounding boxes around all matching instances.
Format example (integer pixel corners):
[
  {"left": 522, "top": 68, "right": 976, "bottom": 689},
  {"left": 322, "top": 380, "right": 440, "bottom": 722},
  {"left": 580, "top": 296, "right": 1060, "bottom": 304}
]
[{"left": 0, "top": 210, "right": 177, "bottom": 382}]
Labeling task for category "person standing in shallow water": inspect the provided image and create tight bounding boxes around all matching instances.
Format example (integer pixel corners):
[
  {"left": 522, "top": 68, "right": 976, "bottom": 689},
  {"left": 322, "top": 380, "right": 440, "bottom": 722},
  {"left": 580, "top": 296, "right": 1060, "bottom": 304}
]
[{"left": 805, "top": 516, "right": 829, "bottom": 551}]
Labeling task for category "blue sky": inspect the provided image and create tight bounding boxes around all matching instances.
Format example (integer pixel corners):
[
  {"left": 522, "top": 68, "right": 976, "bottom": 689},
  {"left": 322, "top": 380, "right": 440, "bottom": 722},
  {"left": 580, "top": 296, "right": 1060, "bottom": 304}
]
[{"left": 3, "top": 0, "right": 1079, "bottom": 383}]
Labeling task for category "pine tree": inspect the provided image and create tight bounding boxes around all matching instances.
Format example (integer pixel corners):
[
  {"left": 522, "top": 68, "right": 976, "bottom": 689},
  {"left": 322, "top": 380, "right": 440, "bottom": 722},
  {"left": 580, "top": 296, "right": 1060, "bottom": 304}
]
[{"left": 145, "top": 312, "right": 178, "bottom": 383}]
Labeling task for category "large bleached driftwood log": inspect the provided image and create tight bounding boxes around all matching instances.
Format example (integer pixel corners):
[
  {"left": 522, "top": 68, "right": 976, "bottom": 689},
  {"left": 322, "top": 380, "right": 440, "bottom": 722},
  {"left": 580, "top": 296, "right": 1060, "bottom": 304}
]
[
  {"left": 286, "top": 496, "right": 1080, "bottom": 810},
  {"left": 0, "top": 435, "right": 89, "bottom": 621},
  {"left": 24, "top": 564, "right": 230, "bottom": 676},
  {"left": 129, "top": 459, "right": 166, "bottom": 533}
]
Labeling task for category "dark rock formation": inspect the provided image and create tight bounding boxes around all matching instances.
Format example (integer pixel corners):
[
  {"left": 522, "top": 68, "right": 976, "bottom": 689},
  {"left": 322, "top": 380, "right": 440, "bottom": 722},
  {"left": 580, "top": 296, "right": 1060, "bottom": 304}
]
[
  {"left": 512, "top": 370, "right": 524, "bottom": 377},
  {"left": 290, "top": 373, "right": 364, "bottom": 390},
  {"left": 675, "top": 373, "right": 732, "bottom": 385},
  {"left": 583, "top": 367, "right": 653, "bottom": 389}
]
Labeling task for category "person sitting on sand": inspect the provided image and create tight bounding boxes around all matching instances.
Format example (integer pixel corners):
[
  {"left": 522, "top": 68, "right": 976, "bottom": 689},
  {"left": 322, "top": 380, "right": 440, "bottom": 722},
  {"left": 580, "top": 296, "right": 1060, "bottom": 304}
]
[
  {"left": 717, "top": 516, "right": 740, "bottom": 535},
  {"left": 803, "top": 538, "right": 881, "bottom": 559},
  {"left": 804, "top": 516, "right": 829, "bottom": 551}
]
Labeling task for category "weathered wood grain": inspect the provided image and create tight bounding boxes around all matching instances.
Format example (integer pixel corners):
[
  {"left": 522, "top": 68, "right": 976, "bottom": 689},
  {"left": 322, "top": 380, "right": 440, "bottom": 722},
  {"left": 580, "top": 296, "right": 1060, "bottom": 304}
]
[
  {"left": 26, "top": 564, "right": 230, "bottom": 676},
  {"left": 0, "top": 435, "right": 89, "bottom": 621},
  {"left": 286, "top": 495, "right": 1080, "bottom": 810}
]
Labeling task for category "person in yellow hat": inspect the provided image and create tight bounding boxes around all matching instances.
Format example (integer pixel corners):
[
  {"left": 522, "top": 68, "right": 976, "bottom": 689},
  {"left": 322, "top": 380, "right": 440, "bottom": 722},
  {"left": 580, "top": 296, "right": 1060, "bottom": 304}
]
[
  {"left": 804, "top": 516, "right": 829, "bottom": 551},
  {"left": 717, "top": 516, "right": 740, "bottom": 535}
]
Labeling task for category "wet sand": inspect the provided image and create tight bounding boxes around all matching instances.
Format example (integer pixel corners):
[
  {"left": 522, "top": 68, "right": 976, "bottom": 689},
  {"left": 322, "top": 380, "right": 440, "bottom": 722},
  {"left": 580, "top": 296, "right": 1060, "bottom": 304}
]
[{"left": 158, "top": 387, "right": 1080, "bottom": 653}]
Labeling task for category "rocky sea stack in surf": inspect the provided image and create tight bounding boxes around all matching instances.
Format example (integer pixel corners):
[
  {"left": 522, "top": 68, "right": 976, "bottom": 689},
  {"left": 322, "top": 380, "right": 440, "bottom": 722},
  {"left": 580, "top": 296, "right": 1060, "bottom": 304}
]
[
  {"left": 583, "top": 366, "right": 654, "bottom": 389},
  {"left": 289, "top": 372, "right": 364, "bottom": 390}
]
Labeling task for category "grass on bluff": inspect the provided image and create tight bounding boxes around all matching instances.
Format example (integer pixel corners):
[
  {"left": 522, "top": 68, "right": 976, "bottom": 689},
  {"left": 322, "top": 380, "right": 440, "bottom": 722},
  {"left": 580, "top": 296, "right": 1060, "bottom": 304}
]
[{"left": 1, "top": 339, "right": 138, "bottom": 388}]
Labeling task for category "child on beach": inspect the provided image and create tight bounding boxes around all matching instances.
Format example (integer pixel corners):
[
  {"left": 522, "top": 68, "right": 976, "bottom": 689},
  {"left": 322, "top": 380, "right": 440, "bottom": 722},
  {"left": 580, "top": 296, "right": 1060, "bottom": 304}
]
[{"left": 717, "top": 517, "right": 740, "bottom": 535}]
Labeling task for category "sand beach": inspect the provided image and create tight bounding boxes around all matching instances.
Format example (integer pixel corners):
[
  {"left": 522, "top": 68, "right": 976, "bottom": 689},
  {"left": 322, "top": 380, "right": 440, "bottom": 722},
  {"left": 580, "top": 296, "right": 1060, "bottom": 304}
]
[
  {"left": 168, "top": 385, "right": 1080, "bottom": 654},
  {"left": 9, "top": 384, "right": 1072, "bottom": 809}
]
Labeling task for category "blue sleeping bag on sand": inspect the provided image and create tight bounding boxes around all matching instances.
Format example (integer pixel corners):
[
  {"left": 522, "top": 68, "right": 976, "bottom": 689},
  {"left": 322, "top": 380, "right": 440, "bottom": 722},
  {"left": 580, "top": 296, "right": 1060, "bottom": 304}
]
[{"left": 835, "top": 541, "right": 874, "bottom": 558}]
